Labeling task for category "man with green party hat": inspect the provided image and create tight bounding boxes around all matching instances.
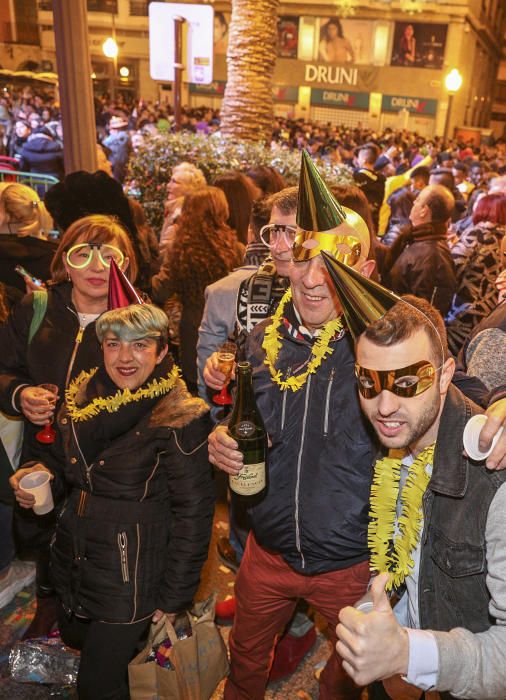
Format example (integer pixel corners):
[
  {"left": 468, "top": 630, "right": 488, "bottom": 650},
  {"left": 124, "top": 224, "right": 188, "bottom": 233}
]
[
  {"left": 320, "top": 257, "right": 506, "bottom": 698},
  {"left": 208, "top": 150, "right": 379, "bottom": 699}
]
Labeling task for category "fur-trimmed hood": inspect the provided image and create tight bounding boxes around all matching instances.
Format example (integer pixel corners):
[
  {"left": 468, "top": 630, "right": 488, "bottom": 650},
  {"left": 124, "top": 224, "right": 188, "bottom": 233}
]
[{"left": 149, "top": 378, "right": 209, "bottom": 429}]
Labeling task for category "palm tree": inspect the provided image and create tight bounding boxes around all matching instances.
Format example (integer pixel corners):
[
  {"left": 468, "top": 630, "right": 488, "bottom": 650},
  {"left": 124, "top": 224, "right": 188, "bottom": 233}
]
[{"left": 220, "top": 0, "right": 280, "bottom": 143}]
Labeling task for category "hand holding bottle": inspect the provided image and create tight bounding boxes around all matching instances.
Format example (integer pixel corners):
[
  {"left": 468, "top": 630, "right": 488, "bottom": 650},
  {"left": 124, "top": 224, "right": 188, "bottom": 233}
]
[{"left": 208, "top": 425, "right": 244, "bottom": 475}]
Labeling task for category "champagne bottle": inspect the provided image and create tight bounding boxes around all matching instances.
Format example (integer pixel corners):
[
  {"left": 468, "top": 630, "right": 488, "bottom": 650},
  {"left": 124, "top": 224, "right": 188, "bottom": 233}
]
[{"left": 228, "top": 362, "right": 267, "bottom": 496}]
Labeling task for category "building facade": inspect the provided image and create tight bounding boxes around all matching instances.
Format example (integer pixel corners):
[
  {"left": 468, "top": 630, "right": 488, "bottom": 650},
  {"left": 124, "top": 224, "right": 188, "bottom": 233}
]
[{"left": 0, "top": 0, "right": 504, "bottom": 138}]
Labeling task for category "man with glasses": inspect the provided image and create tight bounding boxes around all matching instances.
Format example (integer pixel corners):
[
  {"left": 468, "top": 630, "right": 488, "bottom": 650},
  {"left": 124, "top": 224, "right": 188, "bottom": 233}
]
[
  {"left": 208, "top": 152, "right": 377, "bottom": 699},
  {"left": 335, "top": 292, "right": 506, "bottom": 700}
]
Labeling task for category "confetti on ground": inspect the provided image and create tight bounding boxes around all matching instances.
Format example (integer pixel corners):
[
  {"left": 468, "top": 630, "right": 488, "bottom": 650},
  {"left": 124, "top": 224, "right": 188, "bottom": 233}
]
[{"left": 219, "top": 565, "right": 231, "bottom": 574}]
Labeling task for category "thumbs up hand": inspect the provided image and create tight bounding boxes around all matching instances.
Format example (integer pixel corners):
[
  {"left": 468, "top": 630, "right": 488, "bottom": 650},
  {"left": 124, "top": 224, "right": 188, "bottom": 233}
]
[{"left": 335, "top": 573, "right": 409, "bottom": 686}]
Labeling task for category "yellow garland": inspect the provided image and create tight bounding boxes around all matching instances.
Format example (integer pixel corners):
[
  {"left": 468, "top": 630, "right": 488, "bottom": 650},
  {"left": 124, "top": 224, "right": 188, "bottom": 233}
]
[
  {"left": 262, "top": 288, "right": 343, "bottom": 392},
  {"left": 368, "top": 443, "right": 435, "bottom": 590},
  {"left": 65, "top": 365, "right": 181, "bottom": 422}
]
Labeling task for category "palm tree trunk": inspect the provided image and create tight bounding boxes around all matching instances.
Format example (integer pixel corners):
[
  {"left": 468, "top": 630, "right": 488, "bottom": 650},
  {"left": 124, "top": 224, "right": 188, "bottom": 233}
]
[{"left": 220, "top": 0, "right": 280, "bottom": 143}]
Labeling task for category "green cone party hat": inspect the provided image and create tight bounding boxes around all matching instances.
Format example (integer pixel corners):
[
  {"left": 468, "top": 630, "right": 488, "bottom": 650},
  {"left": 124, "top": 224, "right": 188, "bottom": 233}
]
[
  {"left": 321, "top": 250, "right": 401, "bottom": 338},
  {"left": 297, "top": 150, "right": 346, "bottom": 232}
]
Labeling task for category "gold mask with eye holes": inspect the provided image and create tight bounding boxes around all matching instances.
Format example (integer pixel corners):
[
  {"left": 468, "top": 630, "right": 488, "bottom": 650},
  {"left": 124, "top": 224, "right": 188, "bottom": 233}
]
[{"left": 292, "top": 206, "right": 368, "bottom": 266}]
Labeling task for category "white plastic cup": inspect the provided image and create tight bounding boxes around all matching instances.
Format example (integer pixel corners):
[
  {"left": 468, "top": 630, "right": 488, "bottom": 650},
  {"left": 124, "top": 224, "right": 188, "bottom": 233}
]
[
  {"left": 463, "top": 414, "right": 504, "bottom": 462},
  {"left": 19, "top": 471, "right": 54, "bottom": 515}
]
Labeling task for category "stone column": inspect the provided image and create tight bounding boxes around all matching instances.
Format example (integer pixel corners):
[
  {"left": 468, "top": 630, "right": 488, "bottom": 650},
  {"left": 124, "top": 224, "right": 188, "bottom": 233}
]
[{"left": 52, "top": 0, "right": 98, "bottom": 174}]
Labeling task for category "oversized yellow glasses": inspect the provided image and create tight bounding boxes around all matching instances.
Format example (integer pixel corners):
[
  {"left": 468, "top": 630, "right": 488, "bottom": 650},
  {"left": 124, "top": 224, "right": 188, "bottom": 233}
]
[{"left": 66, "top": 243, "right": 125, "bottom": 270}]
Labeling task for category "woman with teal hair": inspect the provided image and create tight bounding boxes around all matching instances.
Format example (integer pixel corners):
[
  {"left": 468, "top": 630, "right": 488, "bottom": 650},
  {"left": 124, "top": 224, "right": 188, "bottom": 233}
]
[{"left": 11, "top": 303, "right": 215, "bottom": 700}]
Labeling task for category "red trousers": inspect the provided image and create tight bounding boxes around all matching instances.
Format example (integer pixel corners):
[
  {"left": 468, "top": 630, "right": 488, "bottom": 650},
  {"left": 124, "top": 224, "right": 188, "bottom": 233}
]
[{"left": 224, "top": 533, "right": 370, "bottom": 700}]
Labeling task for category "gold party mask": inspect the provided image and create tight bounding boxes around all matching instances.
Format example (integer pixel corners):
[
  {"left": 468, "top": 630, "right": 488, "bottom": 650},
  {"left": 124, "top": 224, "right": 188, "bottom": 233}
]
[{"left": 355, "top": 360, "right": 439, "bottom": 399}]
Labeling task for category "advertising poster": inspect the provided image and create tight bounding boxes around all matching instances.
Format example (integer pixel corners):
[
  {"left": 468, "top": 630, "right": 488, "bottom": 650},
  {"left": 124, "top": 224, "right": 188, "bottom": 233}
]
[
  {"left": 390, "top": 22, "right": 447, "bottom": 69},
  {"left": 213, "top": 11, "right": 230, "bottom": 55},
  {"left": 311, "top": 88, "right": 370, "bottom": 110},
  {"left": 277, "top": 16, "right": 299, "bottom": 58},
  {"left": 318, "top": 18, "right": 374, "bottom": 65}
]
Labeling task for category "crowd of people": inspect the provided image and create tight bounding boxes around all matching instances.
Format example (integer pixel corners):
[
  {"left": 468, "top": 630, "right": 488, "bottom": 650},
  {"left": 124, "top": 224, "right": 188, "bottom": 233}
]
[{"left": 1, "top": 81, "right": 506, "bottom": 700}]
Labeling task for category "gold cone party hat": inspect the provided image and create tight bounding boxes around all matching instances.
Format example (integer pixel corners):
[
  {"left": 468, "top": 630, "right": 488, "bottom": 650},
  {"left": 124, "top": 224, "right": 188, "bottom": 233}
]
[
  {"left": 297, "top": 149, "right": 346, "bottom": 232},
  {"left": 321, "top": 250, "right": 401, "bottom": 338}
]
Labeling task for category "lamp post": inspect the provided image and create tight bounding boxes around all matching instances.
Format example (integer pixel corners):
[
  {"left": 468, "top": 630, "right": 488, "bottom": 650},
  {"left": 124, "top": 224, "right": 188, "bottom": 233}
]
[
  {"left": 102, "top": 14, "right": 119, "bottom": 102},
  {"left": 442, "top": 68, "right": 463, "bottom": 146}
]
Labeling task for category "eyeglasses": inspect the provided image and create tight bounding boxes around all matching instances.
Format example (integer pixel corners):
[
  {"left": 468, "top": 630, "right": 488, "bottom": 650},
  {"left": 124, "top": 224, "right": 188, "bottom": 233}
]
[
  {"left": 354, "top": 360, "right": 441, "bottom": 399},
  {"left": 66, "top": 243, "right": 125, "bottom": 270},
  {"left": 259, "top": 224, "right": 297, "bottom": 249}
]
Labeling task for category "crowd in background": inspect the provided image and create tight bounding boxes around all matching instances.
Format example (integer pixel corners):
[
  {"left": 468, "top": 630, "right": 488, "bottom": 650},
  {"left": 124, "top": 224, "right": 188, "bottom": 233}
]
[{"left": 1, "top": 85, "right": 506, "bottom": 185}]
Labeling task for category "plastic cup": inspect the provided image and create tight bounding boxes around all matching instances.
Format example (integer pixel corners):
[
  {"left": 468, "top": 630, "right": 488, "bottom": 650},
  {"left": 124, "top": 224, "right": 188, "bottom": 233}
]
[
  {"left": 463, "top": 414, "right": 504, "bottom": 462},
  {"left": 19, "top": 471, "right": 54, "bottom": 515}
]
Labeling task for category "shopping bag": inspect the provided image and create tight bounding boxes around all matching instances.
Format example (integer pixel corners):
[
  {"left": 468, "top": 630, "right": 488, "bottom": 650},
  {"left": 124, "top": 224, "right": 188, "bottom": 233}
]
[{"left": 129, "top": 596, "right": 229, "bottom": 700}]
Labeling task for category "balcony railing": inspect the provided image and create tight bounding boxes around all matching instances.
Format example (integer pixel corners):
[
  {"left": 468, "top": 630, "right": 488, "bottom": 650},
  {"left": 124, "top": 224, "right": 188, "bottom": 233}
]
[
  {"left": 129, "top": 1, "right": 151, "bottom": 16},
  {"left": 39, "top": 0, "right": 118, "bottom": 12}
]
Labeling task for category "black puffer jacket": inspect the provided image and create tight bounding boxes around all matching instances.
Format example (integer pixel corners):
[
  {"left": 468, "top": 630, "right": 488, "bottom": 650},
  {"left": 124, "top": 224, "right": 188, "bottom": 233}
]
[
  {"left": 51, "top": 370, "right": 214, "bottom": 623},
  {"left": 19, "top": 133, "right": 64, "bottom": 180},
  {"left": 0, "top": 282, "right": 102, "bottom": 472},
  {"left": 243, "top": 304, "right": 375, "bottom": 575}
]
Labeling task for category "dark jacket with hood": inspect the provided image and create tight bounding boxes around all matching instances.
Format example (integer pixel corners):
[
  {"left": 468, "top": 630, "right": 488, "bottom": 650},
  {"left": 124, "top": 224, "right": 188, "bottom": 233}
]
[
  {"left": 48, "top": 362, "right": 214, "bottom": 623},
  {"left": 20, "top": 130, "right": 64, "bottom": 180}
]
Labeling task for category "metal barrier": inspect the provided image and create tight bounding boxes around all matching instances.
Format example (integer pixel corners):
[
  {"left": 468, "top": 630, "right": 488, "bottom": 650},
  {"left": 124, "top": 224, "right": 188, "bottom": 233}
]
[{"left": 0, "top": 168, "right": 59, "bottom": 195}]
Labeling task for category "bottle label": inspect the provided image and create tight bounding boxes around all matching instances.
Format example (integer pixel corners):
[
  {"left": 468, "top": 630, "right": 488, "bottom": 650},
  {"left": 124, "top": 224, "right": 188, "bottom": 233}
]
[
  {"left": 236, "top": 420, "right": 256, "bottom": 438},
  {"left": 229, "top": 462, "right": 265, "bottom": 496}
]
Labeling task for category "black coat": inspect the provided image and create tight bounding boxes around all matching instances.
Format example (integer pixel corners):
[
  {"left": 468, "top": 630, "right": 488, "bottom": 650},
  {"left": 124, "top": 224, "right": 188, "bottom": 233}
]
[
  {"left": 0, "top": 282, "right": 102, "bottom": 471},
  {"left": 51, "top": 372, "right": 214, "bottom": 623},
  {"left": 20, "top": 134, "right": 64, "bottom": 180},
  {"left": 388, "top": 225, "right": 457, "bottom": 317},
  {"left": 0, "top": 283, "right": 102, "bottom": 537}
]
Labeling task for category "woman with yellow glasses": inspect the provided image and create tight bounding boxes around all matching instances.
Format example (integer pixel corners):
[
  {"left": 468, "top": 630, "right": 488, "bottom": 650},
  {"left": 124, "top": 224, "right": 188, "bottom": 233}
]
[{"left": 0, "top": 214, "right": 137, "bottom": 637}]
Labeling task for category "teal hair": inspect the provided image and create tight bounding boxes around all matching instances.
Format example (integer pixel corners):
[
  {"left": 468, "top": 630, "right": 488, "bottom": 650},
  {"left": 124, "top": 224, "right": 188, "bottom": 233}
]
[{"left": 96, "top": 304, "right": 169, "bottom": 351}]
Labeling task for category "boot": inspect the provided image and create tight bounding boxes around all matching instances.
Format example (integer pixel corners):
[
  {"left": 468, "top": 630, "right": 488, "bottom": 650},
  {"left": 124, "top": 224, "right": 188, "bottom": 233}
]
[{"left": 22, "top": 593, "right": 59, "bottom": 639}]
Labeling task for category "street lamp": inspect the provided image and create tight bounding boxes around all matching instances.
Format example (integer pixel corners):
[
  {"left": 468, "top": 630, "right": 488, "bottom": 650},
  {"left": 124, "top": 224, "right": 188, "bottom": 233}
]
[
  {"left": 443, "top": 68, "right": 463, "bottom": 145},
  {"left": 103, "top": 12, "right": 119, "bottom": 101},
  {"left": 102, "top": 37, "right": 118, "bottom": 59}
]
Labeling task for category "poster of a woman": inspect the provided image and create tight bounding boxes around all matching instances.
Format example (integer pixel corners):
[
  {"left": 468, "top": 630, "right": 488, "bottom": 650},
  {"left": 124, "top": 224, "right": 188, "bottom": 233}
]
[
  {"left": 398, "top": 23, "right": 416, "bottom": 65},
  {"left": 318, "top": 18, "right": 354, "bottom": 63},
  {"left": 214, "top": 11, "right": 229, "bottom": 55},
  {"left": 391, "top": 22, "right": 447, "bottom": 68}
]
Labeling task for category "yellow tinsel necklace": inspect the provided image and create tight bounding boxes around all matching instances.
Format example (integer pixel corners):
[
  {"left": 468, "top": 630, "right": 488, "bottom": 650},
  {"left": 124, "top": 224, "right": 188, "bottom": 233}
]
[
  {"left": 65, "top": 365, "right": 181, "bottom": 422},
  {"left": 262, "top": 288, "right": 343, "bottom": 392},
  {"left": 368, "top": 443, "right": 435, "bottom": 590}
]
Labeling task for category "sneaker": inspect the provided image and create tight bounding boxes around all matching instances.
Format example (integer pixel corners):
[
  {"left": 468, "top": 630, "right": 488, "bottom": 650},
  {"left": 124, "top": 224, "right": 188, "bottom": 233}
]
[
  {"left": 217, "top": 536, "right": 239, "bottom": 573},
  {"left": 0, "top": 560, "right": 36, "bottom": 608},
  {"left": 268, "top": 625, "right": 317, "bottom": 682},
  {"left": 215, "top": 596, "right": 236, "bottom": 626}
]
